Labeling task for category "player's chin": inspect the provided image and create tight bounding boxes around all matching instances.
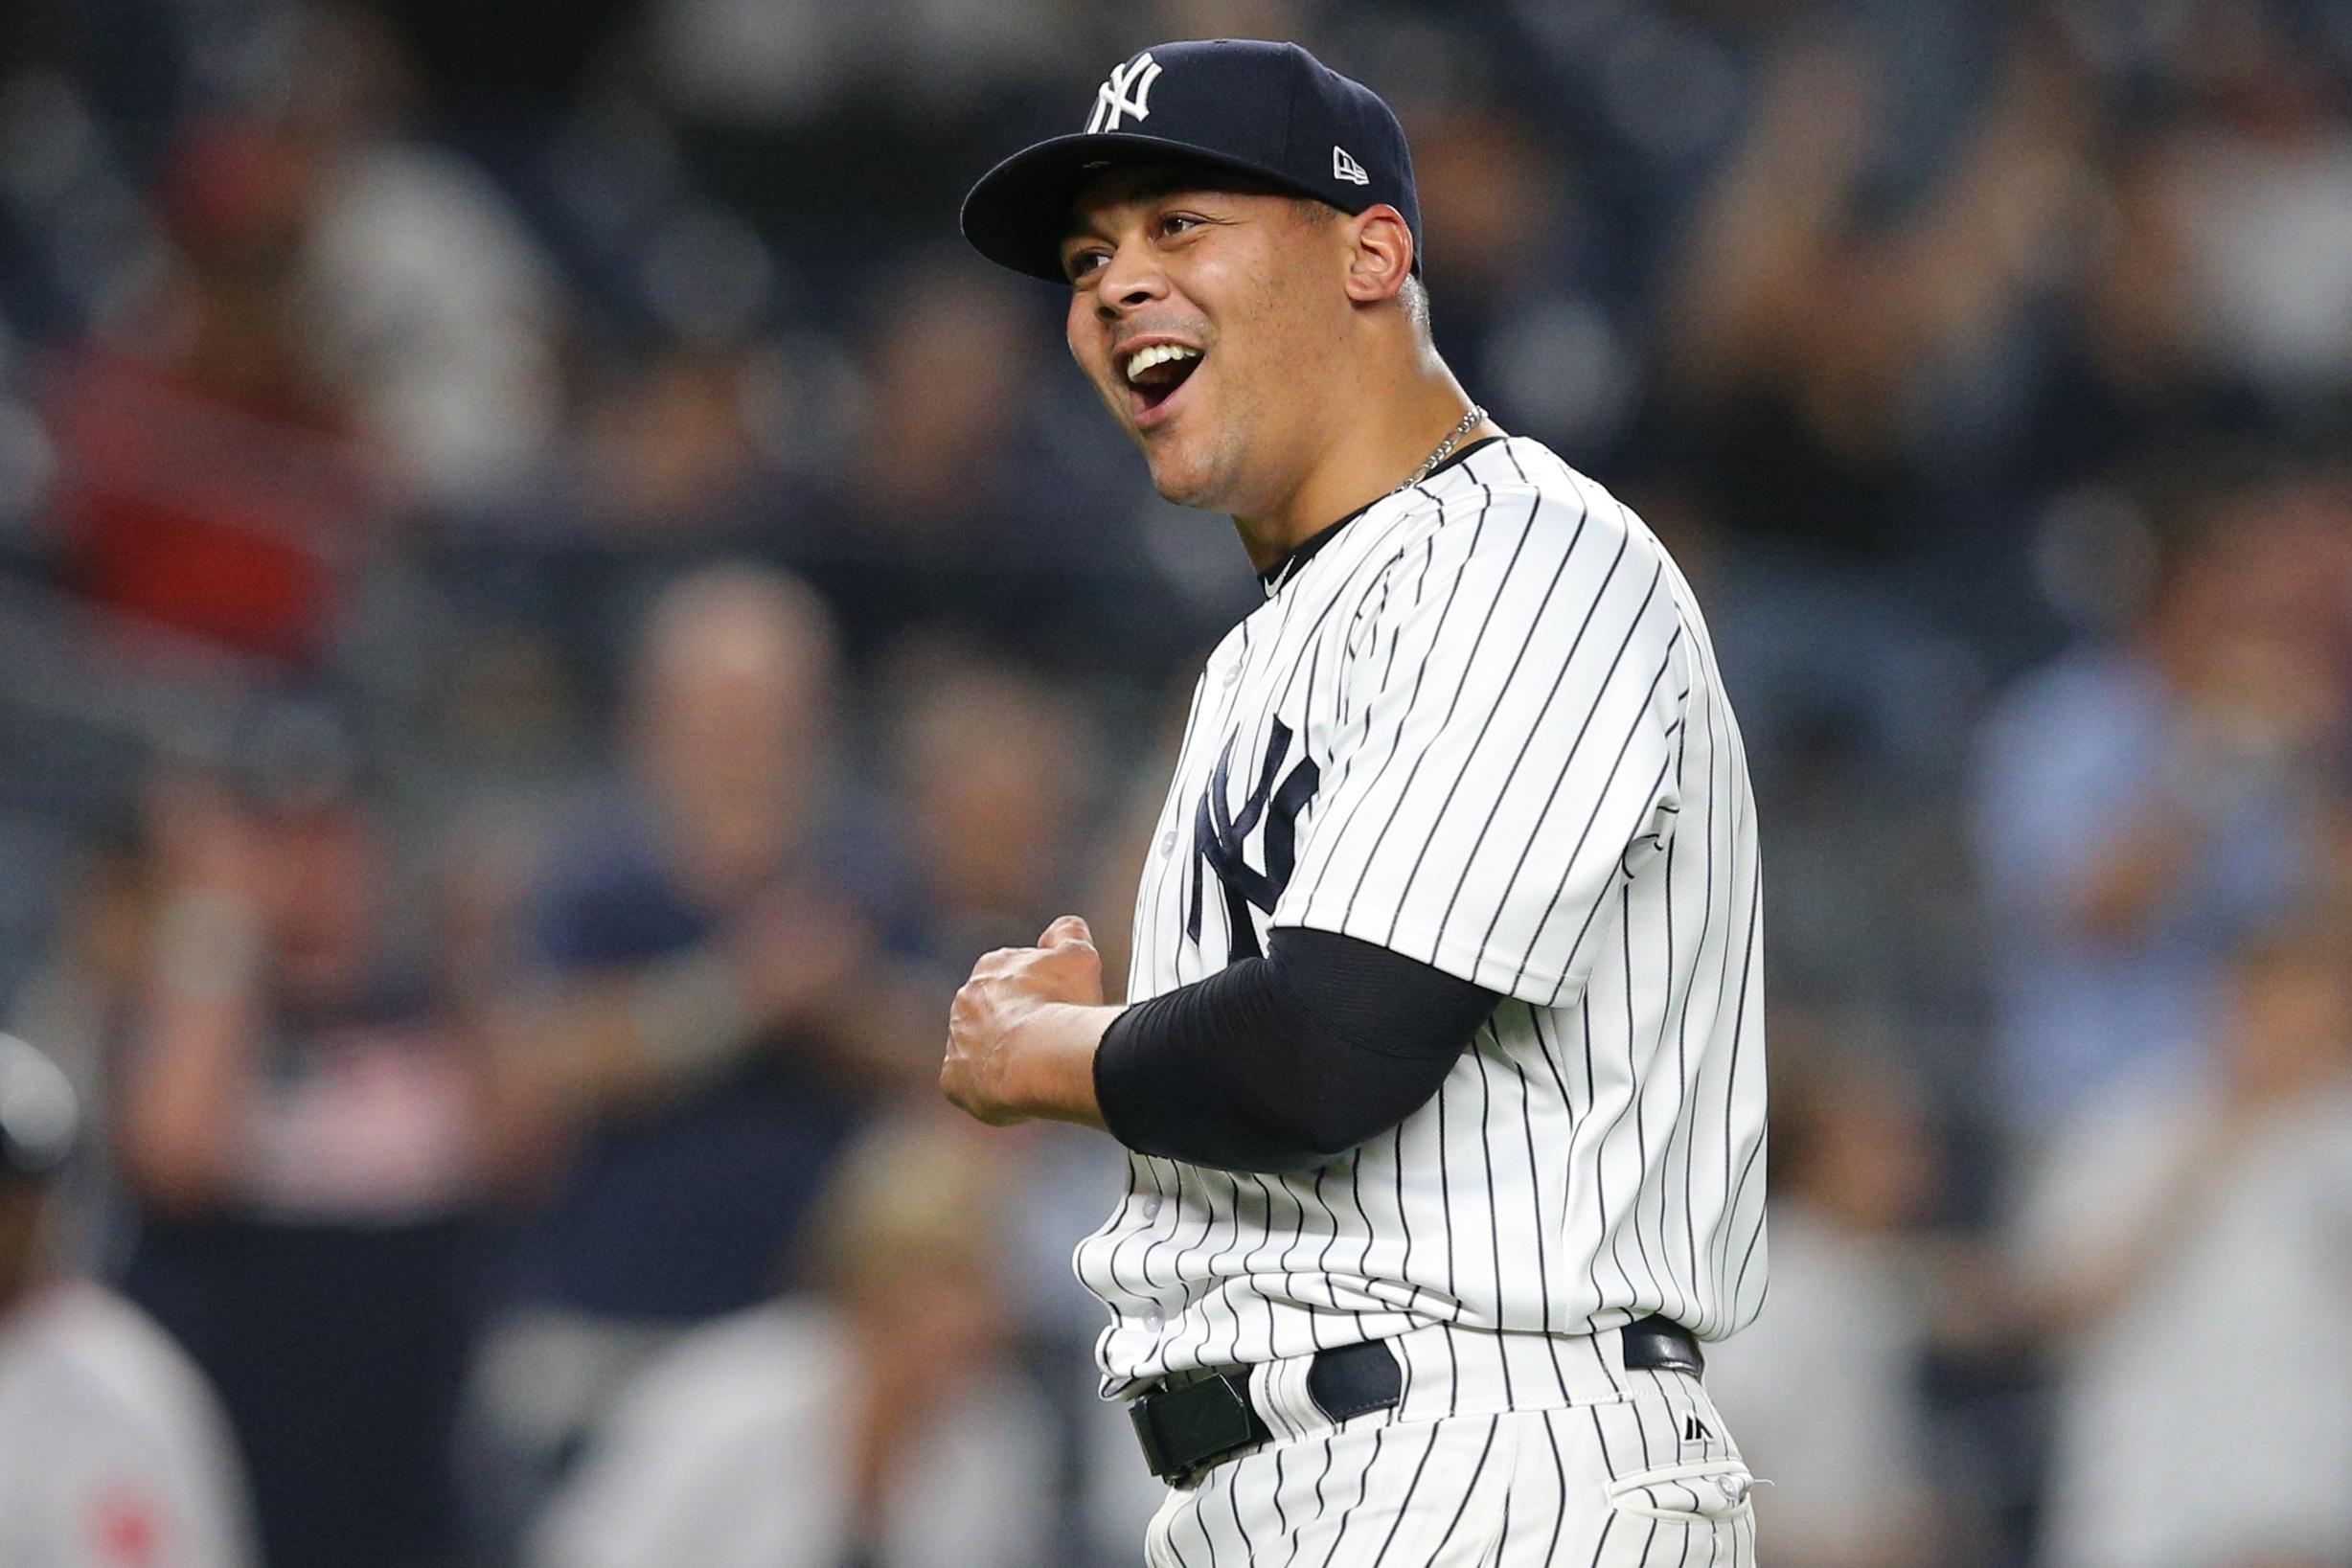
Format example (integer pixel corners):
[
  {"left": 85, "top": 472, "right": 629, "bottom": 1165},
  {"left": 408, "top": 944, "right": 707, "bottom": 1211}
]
[
  {"left": 1140, "top": 438, "right": 1222, "bottom": 507},
  {"left": 1131, "top": 402, "right": 1222, "bottom": 502}
]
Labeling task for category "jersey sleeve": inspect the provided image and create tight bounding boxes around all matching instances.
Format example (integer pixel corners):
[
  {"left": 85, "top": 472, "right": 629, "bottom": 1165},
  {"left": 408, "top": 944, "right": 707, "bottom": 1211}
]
[{"left": 1274, "top": 484, "right": 1688, "bottom": 1008}]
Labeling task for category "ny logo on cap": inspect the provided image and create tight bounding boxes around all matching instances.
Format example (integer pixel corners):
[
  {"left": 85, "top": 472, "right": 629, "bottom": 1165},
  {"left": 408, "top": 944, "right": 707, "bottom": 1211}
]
[{"left": 1088, "top": 51, "right": 1162, "bottom": 132}]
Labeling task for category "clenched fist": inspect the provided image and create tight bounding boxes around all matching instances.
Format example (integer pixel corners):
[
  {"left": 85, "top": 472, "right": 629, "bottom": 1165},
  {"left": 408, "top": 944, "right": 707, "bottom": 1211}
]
[{"left": 942, "top": 916, "right": 1117, "bottom": 1130}]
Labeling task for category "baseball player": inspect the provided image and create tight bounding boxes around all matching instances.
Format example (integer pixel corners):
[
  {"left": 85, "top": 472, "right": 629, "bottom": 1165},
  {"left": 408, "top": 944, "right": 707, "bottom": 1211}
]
[
  {"left": 0, "top": 1034, "right": 257, "bottom": 1568},
  {"left": 944, "top": 40, "right": 1767, "bottom": 1566}
]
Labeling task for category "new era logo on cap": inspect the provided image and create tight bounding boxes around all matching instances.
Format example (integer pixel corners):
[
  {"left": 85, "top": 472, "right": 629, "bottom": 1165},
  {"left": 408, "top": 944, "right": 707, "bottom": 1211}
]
[{"left": 1333, "top": 146, "right": 1369, "bottom": 184}]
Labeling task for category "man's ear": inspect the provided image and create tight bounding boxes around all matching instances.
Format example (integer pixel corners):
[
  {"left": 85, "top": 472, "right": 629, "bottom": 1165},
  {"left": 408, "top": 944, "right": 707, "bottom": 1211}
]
[{"left": 1341, "top": 206, "right": 1414, "bottom": 305}]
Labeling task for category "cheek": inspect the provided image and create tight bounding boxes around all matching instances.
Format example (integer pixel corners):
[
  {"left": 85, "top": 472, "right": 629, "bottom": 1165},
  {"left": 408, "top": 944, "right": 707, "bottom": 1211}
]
[
  {"left": 1214, "top": 263, "right": 1317, "bottom": 376},
  {"left": 1065, "top": 302, "right": 1101, "bottom": 375}
]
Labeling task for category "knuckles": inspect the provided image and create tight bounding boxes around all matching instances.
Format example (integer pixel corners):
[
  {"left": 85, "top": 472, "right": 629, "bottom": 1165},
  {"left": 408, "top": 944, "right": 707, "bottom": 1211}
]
[{"left": 951, "top": 972, "right": 1003, "bottom": 1019}]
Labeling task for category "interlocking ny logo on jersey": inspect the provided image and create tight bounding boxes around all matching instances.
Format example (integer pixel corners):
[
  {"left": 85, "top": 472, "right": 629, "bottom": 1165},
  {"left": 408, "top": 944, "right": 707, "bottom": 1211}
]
[
  {"left": 1189, "top": 721, "right": 1319, "bottom": 962},
  {"left": 1088, "top": 52, "right": 1163, "bottom": 132}
]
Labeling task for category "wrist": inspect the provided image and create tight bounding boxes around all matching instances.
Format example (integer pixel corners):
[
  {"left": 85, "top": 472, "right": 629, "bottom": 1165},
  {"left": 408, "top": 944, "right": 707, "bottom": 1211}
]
[
  {"left": 152, "top": 890, "right": 265, "bottom": 998},
  {"left": 1003, "top": 1003, "right": 1117, "bottom": 1128},
  {"left": 633, "top": 946, "right": 756, "bottom": 1079}
]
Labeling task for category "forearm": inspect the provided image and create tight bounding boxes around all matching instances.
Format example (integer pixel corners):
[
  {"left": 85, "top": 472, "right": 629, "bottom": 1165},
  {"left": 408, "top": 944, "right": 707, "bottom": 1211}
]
[
  {"left": 2070, "top": 804, "right": 2203, "bottom": 941},
  {"left": 807, "top": 964, "right": 960, "bottom": 1096},
  {"left": 1093, "top": 929, "right": 1496, "bottom": 1175},
  {"left": 2024, "top": 1122, "right": 2238, "bottom": 1337},
  {"left": 514, "top": 948, "right": 758, "bottom": 1119},
  {"left": 997, "top": 1002, "right": 1117, "bottom": 1129},
  {"left": 118, "top": 893, "right": 267, "bottom": 1209},
  {"left": 2073, "top": 729, "right": 2309, "bottom": 941},
  {"left": 121, "top": 1000, "right": 261, "bottom": 1208}
]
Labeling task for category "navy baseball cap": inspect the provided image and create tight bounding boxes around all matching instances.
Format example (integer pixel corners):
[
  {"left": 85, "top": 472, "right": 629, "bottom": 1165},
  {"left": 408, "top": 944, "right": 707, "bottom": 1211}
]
[{"left": 961, "top": 40, "right": 1422, "bottom": 284}]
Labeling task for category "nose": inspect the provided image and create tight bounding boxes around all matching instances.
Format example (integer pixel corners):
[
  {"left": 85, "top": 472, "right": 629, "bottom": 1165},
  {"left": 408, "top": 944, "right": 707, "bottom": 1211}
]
[{"left": 1093, "top": 240, "right": 1168, "bottom": 320}]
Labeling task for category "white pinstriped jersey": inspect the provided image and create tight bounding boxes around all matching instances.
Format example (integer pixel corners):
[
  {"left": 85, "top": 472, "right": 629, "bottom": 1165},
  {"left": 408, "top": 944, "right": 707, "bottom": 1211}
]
[{"left": 1077, "top": 435, "right": 1769, "bottom": 1397}]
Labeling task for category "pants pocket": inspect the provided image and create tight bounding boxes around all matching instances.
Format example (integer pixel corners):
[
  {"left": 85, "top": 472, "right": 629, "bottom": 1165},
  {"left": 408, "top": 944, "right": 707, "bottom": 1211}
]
[{"left": 1604, "top": 1455, "right": 1757, "bottom": 1527}]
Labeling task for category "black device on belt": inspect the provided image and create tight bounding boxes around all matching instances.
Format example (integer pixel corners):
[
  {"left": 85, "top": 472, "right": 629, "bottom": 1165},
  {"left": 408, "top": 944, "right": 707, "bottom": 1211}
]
[{"left": 1128, "top": 1315, "right": 1704, "bottom": 1481}]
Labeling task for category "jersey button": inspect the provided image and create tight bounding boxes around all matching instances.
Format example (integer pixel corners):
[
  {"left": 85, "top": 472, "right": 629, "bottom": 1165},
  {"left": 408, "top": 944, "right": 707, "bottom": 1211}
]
[
  {"left": 1141, "top": 1194, "right": 1163, "bottom": 1220},
  {"left": 1142, "top": 1307, "right": 1165, "bottom": 1332},
  {"left": 1221, "top": 663, "right": 1242, "bottom": 687},
  {"left": 1157, "top": 830, "right": 1176, "bottom": 858}
]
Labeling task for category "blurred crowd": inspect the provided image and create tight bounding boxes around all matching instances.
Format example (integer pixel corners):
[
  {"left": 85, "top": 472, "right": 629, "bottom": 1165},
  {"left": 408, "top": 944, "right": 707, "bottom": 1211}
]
[{"left": 0, "top": 0, "right": 2349, "bottom": 1564}]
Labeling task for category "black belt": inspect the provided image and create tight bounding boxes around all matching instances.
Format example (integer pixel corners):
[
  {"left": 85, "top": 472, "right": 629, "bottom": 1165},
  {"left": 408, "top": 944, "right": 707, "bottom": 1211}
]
[{"left": 1128, "top": 1315, "right": 1703, "bottom": 1481}]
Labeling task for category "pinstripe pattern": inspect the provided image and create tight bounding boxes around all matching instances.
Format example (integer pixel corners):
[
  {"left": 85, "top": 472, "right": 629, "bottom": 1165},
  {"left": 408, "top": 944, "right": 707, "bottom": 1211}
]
[
  {"left": 1081, "top": 437, "right": 1767, "bottom": 1407},
  {"left": 1141, "top": 1375, "right": 1758, "bottom": 1567}
]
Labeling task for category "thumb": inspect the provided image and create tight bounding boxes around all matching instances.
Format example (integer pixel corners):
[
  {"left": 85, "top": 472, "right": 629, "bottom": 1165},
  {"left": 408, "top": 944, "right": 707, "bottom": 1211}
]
[{"left": 1039, "top": 915, "right": 1094, "bottom": 948}]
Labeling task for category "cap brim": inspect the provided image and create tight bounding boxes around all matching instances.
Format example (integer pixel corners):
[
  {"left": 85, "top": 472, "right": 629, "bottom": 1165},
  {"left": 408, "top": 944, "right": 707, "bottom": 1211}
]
[{"left": 960, "top": 133, "right": 1316, "bottom": 283}]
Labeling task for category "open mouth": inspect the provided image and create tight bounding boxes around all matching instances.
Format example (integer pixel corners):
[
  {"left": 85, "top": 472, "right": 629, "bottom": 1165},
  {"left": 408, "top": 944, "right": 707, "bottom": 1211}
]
[{"left": 1121, "top": 343, "right": 1203, "bottom": 422}]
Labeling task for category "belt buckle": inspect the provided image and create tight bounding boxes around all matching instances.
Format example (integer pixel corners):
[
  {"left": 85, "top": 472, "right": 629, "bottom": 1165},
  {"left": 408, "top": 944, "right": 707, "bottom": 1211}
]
[
  {"left": 1130, "top": 1373, "right": 1259, "bottom": 1481},
  {"left": 1620, "top": 1315, "right": 1704, "bottom": 1377}
]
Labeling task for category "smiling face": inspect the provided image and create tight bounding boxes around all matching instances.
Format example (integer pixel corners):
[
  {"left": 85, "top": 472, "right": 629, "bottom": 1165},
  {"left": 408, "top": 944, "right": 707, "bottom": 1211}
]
[{"left": 1061, "top": 164, "right": 1356, "bottom": 511}]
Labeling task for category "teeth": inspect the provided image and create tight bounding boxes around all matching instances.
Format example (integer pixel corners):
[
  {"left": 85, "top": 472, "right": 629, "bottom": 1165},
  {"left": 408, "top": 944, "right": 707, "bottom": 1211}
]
[{"left": 1124, "top": 344, "right": 1201, "bottom": 383}]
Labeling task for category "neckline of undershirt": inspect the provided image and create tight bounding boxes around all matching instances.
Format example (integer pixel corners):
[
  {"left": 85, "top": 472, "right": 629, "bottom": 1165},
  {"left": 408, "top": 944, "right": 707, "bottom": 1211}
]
[{"left": 1258, "top": 435, "right": 1508, "bottom": 596}]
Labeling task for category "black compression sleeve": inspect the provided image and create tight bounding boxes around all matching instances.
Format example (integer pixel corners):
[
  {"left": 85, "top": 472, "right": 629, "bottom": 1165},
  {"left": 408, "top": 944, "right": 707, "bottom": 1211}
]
[{"left": 1093, "top": 928, "right": 1501, "bottom": 1175}]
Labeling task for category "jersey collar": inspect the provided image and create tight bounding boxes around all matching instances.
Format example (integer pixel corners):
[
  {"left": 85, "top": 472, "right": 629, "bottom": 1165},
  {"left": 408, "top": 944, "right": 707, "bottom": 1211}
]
[{"left": 1258, "top": 436, "right": 1506, "bottom": 597}]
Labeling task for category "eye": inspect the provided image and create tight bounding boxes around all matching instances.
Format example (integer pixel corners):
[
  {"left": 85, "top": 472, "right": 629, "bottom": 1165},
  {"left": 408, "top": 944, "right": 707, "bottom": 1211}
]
[
  {"left": 1155, "top": 212, "right": 1204, "bottom": 239},
  {"left": 1063, "top": 248, "right": 1108, "bottom": 284}
]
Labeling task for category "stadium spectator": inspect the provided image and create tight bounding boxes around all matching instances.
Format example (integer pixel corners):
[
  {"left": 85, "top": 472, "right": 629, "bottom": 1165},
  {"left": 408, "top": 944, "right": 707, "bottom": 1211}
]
[
  {"left": 567, "top": 340, "right": 780, "bottom": 545},
  {"left": 1651, "top": 30, "right": 2098, "bottom": 768},
  {"left": 798, "top": 258, "right": 1164, "bottom": 658},
  {"left": 2156, "top": 4, "right": 2352, "bottom": 409},
  {"left": 1975, "top": 459, "right": 2352, "bottom": 1133},
  {"left": 877, "top": 642, "right": 1100, "bottom": 978},
  {"left": 1708, "top": 1024, "right": 1944, "bottom": 1568},
  {"left": 1661, "top": 34, "right": 2090, "bottom": 568},
  {"left": 928, "top": 665, "right": 1177, "bottom": 1563},
  {"left": 112, "top": 712, "right": 511, "bottom": 1568},
  {"left": 2013, "top": 917, "right": 2352, "bottom": 1568},
  {"left": 528, "top": 1114, "right": 1054, "bottom": 1568},
  {"left": 286, "top": 1, "right": 567, "bottom": 517},
  {"left": 1403, "top": 98, "right": 1641, "bottom": 465},
  {"left": 38, "top": 115, "right": 379, "bottom": 668},
  {"left": 463, "top": 564, "right": 918, "bottom": 1537},
  {"left": 833, "top": 262, "right": 1037, "bottom": 557},
  {"left": 0, "top": 1032, "right": 258, "bottom": 1568}
]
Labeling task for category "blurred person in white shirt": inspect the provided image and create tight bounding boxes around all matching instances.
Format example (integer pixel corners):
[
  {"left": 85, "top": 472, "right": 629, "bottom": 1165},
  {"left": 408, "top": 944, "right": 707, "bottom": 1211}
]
[
  {"left": 1706, "top": 1026, "right": 1945, "bottom": 1568},
  {"left": 2016, "top": 917, "right": 2352, "bottom": 1568},
  {"left": 287, "top": 2, "right": 565, "bottom": 514},
  {"left": 0, "top": 1033, "right": 256, "bottom": 1568},
  {"left": 529, "top": 1113, "right": 1054, "bottom": 1568}
]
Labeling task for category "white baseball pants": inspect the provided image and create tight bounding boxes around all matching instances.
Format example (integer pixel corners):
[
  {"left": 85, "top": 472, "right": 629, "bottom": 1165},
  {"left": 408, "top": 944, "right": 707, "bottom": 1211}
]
[{"left": 1138, "top": 1323, "right": 1758, "bottom": 1567}]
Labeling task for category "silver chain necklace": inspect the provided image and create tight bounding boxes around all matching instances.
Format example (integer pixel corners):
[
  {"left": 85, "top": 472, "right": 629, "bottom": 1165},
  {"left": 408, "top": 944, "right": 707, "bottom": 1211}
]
[
  {"left": 1401, "top": 404, "right": 1487, "bottom": 490},
  {"left": 1267, "top": 403, "right": 1493, "bottom": 592}
]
